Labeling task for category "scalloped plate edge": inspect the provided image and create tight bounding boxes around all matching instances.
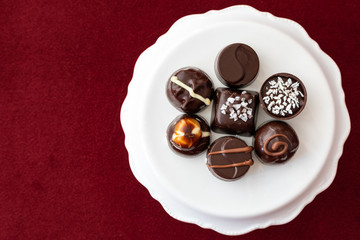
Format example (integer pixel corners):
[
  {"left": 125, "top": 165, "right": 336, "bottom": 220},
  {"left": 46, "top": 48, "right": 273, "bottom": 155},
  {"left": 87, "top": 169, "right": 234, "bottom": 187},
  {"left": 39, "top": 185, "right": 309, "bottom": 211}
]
[{"left": 120, "top": 5, "right": 351, "bottom": 235}]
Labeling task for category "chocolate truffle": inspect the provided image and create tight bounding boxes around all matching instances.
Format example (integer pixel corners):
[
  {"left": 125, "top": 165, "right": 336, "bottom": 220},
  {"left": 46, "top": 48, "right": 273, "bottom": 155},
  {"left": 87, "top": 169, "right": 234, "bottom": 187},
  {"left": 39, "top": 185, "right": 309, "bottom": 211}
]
[
  {"left": 167, "top": 114, "right": 210, "bottom": 155},
  {"left": 207, "top": 136, "right": 254, "bottom": 181},
  {"left": 254, "top": 121, "right": 299, "bottom": 164},
  {"left": 215, "top": 43, "right": 259, "bottom": 88},
  {"left": 166, "top": 67, "right": 214, "bottom": 114},
  {"left": 260, "top": 73, "right": 307, "bottom": 120},
  {"left": 211, "top": 88, "right": 259, "bottom": 136}
]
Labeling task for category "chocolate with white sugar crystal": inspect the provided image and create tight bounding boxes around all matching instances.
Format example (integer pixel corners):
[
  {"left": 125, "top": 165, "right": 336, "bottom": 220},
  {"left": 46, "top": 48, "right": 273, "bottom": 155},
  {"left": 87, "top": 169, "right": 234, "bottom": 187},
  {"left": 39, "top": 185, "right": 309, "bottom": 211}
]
[
  {"left": 260, "top": 73, "right": 307, "bottom": 120},
  {"left": 211, "top": 88, "right": 259, "bottom": 136}
]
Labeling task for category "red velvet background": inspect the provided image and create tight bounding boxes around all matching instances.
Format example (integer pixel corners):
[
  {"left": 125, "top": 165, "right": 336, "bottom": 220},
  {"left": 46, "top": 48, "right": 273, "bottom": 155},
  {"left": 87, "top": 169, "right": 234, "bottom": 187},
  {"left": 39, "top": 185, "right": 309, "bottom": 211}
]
[{"left": 0, "top": 0, "right": 359, "bottom": 239}]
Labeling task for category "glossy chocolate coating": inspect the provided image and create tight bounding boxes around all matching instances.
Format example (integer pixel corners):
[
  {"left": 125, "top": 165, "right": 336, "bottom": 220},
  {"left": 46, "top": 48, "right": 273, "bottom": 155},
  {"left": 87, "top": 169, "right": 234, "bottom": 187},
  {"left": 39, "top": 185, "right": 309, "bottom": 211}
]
[
  {"left": 207, "top": 136, "right": 253, "bottom": 181},
  {"left": 254, "top": 121, "right": 299, "bottom": 164},
  {"left": 167, "top": 114, "right": 210, "bottom": 155},
  {"left": 211, "top": 88, "right": 259, "bottom": 136},
  {"left": 215, "top": 43, "right": 259, "bottom": 88},
  {"left": 166, "top": 67, "right": 214, "bottom": 114},
  {"left": 260, "top": 73, "right": 307, "bottom": 120}
]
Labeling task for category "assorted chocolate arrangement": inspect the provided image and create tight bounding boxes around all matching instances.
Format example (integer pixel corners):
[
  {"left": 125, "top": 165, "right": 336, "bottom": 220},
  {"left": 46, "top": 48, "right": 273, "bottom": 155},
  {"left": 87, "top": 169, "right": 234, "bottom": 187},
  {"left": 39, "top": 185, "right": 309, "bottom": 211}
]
[{"left": 166, "top": 43, "right": 307, "bottom": 181}]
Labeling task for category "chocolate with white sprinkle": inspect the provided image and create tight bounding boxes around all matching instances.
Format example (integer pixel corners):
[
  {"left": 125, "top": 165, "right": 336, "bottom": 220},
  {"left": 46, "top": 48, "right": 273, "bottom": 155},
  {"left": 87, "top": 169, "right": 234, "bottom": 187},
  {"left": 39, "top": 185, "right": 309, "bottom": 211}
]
[
  {"left": 260, "top": 73, "right": 307, "bottom": 120},
  {"left": 211, "top": 88, "right": 259, "bottom": 136}
]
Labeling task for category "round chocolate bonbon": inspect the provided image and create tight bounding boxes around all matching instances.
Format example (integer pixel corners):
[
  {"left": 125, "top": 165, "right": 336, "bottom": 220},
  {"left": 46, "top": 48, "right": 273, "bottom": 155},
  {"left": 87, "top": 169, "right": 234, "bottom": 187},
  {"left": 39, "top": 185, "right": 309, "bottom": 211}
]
[
  {"left": 254, "top": 121, "right": 299, "bottom": 164},
  {"left": 166, "top": 67, "right": 214, "bottom": 114},
  {"left": 207, "top": 136, "right": 254, "bottom": 181},
  {"left": 167, "top": 114, "right": 210, "bottom": 155},
  {"left": 215, "top": 43, "right": 259, "bottom": 88},
  {"left": 260, "top": 73, "right": 307, "bottom": 120}
]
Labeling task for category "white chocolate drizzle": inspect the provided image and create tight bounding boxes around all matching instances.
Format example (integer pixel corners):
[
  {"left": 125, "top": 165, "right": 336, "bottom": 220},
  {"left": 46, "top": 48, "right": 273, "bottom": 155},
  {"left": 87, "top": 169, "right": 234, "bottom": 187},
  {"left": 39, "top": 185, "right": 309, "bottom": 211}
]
[
  {"left": 170, "top": 76, "right": 211, "bottom": 105},
  {"left": 201, "top": 131, "right": 210, "bottom": 137}
]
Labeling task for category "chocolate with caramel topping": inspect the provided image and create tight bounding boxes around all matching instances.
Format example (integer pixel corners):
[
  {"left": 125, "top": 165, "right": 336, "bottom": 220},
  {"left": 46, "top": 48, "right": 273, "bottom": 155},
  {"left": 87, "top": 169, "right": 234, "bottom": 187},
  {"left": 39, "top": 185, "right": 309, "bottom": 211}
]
[{"left": 167, "top": 114, "right": 210, "bottom": 155}]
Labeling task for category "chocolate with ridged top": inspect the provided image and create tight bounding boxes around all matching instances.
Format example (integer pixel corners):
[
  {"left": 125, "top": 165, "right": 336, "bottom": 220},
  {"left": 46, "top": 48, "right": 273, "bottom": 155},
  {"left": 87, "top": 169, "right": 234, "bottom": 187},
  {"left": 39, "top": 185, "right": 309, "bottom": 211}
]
[
  {"left": 211, "top": 88, "right": 259, "bottom": 136},
  {"left": 207, "top": 136, "right": 254, "bottom": 181},
  {"left": 166, "top": 67, "right": 214, "bottom": 114},
  {"left": 215, "top": 43, "right": 259, "bottom": 88},
  {"left": 254, "top": 121, "right": 299, "bottom": 164},
  {"left": 167, "top": 114, "right": 210, "bottom": 156}
]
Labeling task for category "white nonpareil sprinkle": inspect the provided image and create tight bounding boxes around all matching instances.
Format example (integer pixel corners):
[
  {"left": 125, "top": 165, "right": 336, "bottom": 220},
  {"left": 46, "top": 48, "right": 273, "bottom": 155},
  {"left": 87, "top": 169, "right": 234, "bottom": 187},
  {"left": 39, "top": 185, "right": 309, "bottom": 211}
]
[
  {"left": 263, "top": 77, "right": 304, "bottom": 116},
  {"left": 220, "top": 95, "right": 253, "bottom": 122}
]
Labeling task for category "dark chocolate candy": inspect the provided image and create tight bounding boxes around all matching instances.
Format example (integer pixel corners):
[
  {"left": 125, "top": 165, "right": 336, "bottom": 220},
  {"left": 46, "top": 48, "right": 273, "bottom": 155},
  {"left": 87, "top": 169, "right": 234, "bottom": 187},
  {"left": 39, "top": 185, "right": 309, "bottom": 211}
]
[
  {"left": 207, "top": 136, "right": 254, "bottom": 181},
  {"left": 166, "top": 67, "right": 214, "bottom": 114},
  {"left": 254, "top": 121, "right": 299, "bottom": 164},
  {"left": 215, "top": 43, "right": 259, "bottom": 88},
  {"left": 211, "top": 88, "right": 259, "bottom": 136},
  {"left": 167, "top": 114, "right": 210, "bottom": 155},
  {"left": 260, "top": 73, "right": 307, "bottom": 120}
]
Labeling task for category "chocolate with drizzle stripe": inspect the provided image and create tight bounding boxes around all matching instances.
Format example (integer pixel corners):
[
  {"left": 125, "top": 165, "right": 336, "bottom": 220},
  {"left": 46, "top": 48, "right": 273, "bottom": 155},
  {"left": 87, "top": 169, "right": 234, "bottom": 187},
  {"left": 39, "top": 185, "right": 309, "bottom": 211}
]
[{"left": 206, "top": 136, "right": 253, "bottom": 181}]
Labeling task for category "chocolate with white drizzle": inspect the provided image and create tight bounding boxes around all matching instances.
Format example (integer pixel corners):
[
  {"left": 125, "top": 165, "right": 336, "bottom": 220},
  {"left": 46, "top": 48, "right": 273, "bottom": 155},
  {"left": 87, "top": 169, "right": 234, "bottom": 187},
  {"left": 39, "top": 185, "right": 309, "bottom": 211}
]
[
  {"left": 260, "top": 73, "right": 307, "bottom": 120},
  {"left": 207, "top": 136, "right": 254, "bottom": 181},
  {"left": 166, "top": 67, "right": 214, "bottom": 114},
  {"left": 167, "top": 114, "right": 210, "bottom": 155},
  {"left": 254, "top": 121, "right": 299, "bottom": 164}
]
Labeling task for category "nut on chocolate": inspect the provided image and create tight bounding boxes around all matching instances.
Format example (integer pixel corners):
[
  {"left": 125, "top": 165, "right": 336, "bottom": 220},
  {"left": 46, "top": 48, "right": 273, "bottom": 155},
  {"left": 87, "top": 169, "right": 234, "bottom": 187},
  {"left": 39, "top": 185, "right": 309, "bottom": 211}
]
[
  {"left": 167, "top": 114, "right": 210, "bottom": 155},
  {"left": 172, "top": 117, "right": 202, "bottom": 148}
]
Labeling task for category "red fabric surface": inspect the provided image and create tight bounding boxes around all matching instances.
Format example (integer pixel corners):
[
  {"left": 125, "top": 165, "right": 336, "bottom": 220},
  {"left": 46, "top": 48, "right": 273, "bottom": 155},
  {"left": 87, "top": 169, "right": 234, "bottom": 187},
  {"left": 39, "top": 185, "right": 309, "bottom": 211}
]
[{"left": 0, "top": 0, "right": 359, "bottom": 239}]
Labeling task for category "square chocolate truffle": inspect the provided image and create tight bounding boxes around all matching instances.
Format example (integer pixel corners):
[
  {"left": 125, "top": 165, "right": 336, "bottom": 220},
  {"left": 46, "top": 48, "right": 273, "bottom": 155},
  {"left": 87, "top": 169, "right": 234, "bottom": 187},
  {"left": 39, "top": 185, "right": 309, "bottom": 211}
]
[{"left": 211, "top": 88, "right": 259, "bottom": 136}]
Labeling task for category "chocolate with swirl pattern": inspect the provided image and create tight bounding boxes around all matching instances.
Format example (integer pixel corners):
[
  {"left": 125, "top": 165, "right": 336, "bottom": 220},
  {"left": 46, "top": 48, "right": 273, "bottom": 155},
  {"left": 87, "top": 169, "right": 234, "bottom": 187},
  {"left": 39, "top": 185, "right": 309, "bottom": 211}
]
[{"left": 254, "top": 121, "right": 299, "bottom": 164}]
